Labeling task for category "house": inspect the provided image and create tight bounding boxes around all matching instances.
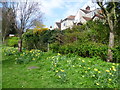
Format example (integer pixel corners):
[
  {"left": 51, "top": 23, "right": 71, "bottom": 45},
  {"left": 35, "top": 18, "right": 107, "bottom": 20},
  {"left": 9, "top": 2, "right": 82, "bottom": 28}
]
[
  {"left": 54, "top": 6, "right": 103, "bottom": 30},
  {"left": 61, "top": 15, "right": 75, "bottom": 30},
  {"left": 74, "top": 6, "right": 103, "bottom": 25},
  {"left": 54, "top": 22, "right": 61, "bottom": 30}
]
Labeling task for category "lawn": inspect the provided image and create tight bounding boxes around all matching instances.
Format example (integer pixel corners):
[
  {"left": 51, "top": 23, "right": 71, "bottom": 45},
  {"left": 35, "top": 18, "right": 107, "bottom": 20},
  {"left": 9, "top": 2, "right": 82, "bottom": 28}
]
[{"left": 2, "top": 47, "right": 120, "bottom": 88}]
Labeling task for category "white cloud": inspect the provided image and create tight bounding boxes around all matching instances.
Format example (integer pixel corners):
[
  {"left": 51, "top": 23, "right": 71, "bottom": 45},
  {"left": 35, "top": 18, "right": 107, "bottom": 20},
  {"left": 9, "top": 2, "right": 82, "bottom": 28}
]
[{"left": 41, "top": 0, "right": 65, "bottom": 16}]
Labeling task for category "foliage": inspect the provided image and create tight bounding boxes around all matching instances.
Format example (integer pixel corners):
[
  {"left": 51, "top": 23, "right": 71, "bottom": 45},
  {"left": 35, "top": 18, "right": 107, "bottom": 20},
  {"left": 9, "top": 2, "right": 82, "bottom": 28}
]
[
  {"left": 6, "top": 37, "right": 19, "bottom": 47},
  {"left": 50, "top": 41, "right": 120, "bottom": 63},
  {"left": 33, "top": 26, "right": 48, "bottom": 34},
  {"left": 22, "top": 28, "right": 63, "bottom": 51},
  {"left": 2, "top": 47, "right": 119, "bottom": 88},
  {"left": 22, "top": 27, "right": 49, "bottom": 51}
]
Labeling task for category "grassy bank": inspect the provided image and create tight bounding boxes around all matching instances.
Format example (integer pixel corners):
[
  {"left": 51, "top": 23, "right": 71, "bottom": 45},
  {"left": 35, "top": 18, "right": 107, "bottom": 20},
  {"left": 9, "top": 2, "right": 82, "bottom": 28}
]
[{"left": 2, "top": 47, "right": 119, "bottom": 88}]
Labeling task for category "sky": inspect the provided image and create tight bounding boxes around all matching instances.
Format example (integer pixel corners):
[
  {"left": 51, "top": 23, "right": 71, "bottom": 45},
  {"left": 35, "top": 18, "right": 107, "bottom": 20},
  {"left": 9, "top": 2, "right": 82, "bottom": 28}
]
[
  {"left": 0, "top": 0, "right": 100, "bottom": 28},
  {"left": 40, "top": 0, "right": 99, "bottom": 28}
]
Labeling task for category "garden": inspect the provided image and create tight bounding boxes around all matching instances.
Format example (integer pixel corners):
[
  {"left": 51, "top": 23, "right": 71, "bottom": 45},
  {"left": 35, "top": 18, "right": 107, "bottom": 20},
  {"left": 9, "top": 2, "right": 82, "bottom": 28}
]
[
  {"left": 2, "top": 47, "right": 119, "bottom": 88},
  {"left": 1, "top": 1, "right": 120, "bottom": 88}
]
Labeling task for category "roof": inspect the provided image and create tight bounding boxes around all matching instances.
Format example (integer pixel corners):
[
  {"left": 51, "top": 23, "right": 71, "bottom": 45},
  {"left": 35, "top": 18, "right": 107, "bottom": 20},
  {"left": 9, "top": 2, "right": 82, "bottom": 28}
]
[
  {"left": 80, "top": 9, "right": 91, "bottom": 14},
  {"left": 62, "top": 15, "right": 75, "bottom": 22},
  {"left": 94, "top": 14, "right": 104, "bottom": 19},
  {"left": 55, "top": 22, "right": 61, "bottom": 29},
  {"left": 67, "top": 15, "right": 75, "bottom": 20},
  {"left": 82, "top": 16, "right": 92, "bottom": 21}
]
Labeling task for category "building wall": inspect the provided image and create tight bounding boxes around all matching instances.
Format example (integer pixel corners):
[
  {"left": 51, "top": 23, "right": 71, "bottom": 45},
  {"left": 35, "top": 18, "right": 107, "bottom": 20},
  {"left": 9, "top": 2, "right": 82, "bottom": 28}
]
[
  {"left": 61, "top": 19, "right": 74, "bottom": 30},
  {"left": 74, "top": 8, "right": 100, "bottom": 24},
  {"left": 54, "top": 23, "right": 59, "bottom": 29},
  {"left": 74, "top": 10, "right": 86, "bottom": 24}
]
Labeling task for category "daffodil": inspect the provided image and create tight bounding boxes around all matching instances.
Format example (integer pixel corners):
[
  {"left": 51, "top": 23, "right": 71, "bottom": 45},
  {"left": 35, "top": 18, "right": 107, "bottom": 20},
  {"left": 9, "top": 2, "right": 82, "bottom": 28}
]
[
  {"left": 88, "top": 67, "right": 90, "bottom": 69},
  {"left": 96, "top": 83, "right": 99, "bottom": 85},
  {"left": 85, "top": 71, "right": 87, "bottom": 73},
  {"left": 113, "top": 68, "right": 117, "bottom": 71},
  {"left": 105, "top": 70, "right": 110, "bottom": 72},
  {"left": 82, "top": 60, "right": 85, "bottom": 62},
  {"left": 112, "top": 66, "right": 115, "bottom": 69},
  {"left": 112, "top": 63, "right": 115, "bottom": 65},
  {"left": 58, "top": 53, "right": 61, "bottom": 55},
  {"left": 58, "top": 76, "right": 61, "bottom": 78},
  {"left": 94, "top": 68, "right": 98, "bottom": 71},
  {"left": 32, "top": 58, "right": 35, "bottom": 60},
  {"left": 109, "top": 73, "right": 112, "bottom": 75},
  {"left": 108, "top": 79, "right": 112, "bottom": 81},
  {"left": 98, "top": 71, "right": 101, "bottom": 73},
  {"left": 61, "top": 69, "right": 64, "bottom": 72}
]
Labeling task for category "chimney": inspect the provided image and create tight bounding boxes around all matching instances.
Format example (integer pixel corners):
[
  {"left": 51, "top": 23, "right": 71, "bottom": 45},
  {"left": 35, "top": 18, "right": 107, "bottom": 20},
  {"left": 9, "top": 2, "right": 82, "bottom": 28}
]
[{"left": 86, "top": 6, "right": 90, "bottom": 10}]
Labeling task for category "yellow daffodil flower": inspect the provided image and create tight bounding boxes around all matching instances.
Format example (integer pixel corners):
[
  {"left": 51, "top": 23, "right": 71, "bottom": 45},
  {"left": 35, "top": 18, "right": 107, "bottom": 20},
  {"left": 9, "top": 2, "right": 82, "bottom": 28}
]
[
  {"left": 94, "top": 68, "right": 98, "bottom": 71},
  {"left": 106, "top": 70, "right": 110, "bottom": 72},
  {"left": 98, "top": 71, "right": 101, "bottom": 73},
  {"left": 96, "top": 83, "right": 99, "bottom": 85},
  {"left": 61, "top": 69, "right": 64, "bottom": 72}
]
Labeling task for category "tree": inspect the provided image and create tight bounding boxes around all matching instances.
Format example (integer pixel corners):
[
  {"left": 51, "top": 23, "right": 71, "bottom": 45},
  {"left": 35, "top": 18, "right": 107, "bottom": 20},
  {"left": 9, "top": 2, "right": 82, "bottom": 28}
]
[
  {"left": 1, "top": 2, "right": 16, "bottom": 43},
  {"left": 9, "top": 1, "right": 43, "bottom": 52},
  {"left": 96, "top": 0, "right": 119, "bottom": 62}
]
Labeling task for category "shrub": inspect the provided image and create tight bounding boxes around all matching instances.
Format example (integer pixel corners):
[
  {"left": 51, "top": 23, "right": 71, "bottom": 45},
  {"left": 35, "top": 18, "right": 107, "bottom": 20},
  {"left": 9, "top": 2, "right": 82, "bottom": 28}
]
[
  {"left": 6, "top": 37, "right": 19, "bottom": 47},
  {"left": 50, "top": 41, "right": 120, "bottom": 62},
  {"left": 22, "top": 29, "right": 48, "bottom": 51}
]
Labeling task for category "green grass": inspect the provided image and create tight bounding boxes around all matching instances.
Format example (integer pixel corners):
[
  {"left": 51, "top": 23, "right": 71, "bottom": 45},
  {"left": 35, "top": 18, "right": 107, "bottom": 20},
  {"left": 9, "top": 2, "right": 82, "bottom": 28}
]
[{"left": 2, "top": 47, "right": 120, "bottom": 88}]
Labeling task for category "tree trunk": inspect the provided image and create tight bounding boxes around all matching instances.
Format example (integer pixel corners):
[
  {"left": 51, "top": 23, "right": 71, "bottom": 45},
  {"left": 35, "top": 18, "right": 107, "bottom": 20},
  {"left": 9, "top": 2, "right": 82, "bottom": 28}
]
[
  {"left": 107, "top": 31, "right": 114, "bottom": 62},
  {"left": 18, "top": 39, "right": 22, "bottom": 52},
  {"left": 47, "top": 43, "right": 49, "bottom": 52},
  {"left": 107, "top": 16, "right": 114, "bottom": 62},
  {"left": 2, "top": 37, "right": 5, "bottom": 44}
]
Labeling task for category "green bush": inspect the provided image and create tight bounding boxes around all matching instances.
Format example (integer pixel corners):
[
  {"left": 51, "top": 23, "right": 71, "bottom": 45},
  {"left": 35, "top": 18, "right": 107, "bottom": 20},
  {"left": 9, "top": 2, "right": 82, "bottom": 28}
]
[
  {"left": 50, "top": 41, "right": 120, "bottom": 62},
  {"left": 6, "top": 37, "right": 19, "bottom": 47},
  {"left": 22, "top": 29, "right": 57, "bottom": 51}
]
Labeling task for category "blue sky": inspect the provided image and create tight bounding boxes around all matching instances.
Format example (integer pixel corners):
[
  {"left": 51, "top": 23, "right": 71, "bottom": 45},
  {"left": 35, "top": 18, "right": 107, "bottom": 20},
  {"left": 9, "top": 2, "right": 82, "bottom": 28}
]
[
  {"left": 0, "top": 0, "right": 99, "bottom": 28},
  {"left": 40, "top": 0, "right": 99, "bottom": 28}
]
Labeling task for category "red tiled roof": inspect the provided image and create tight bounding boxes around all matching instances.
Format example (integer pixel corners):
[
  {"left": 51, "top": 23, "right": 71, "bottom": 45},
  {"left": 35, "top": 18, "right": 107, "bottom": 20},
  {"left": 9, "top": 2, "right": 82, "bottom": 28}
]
[
  {"left": 62, "top": 15, "right": 75, "bottom": 22},
  {"left": 67, "top": 15, "right": 75, "bottom": 20},
  {"left": 95, "top": 14, "right": 104, "bottom": 19},
  {"left": 82, "top": 16, "right": 92, "bottom": 21}
]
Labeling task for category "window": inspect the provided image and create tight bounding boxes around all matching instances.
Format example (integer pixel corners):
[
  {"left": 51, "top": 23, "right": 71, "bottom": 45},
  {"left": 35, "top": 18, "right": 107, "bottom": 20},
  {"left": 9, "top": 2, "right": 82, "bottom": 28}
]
[{"left": 64, "top": 23, "right": 66, "bottom": 26}]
